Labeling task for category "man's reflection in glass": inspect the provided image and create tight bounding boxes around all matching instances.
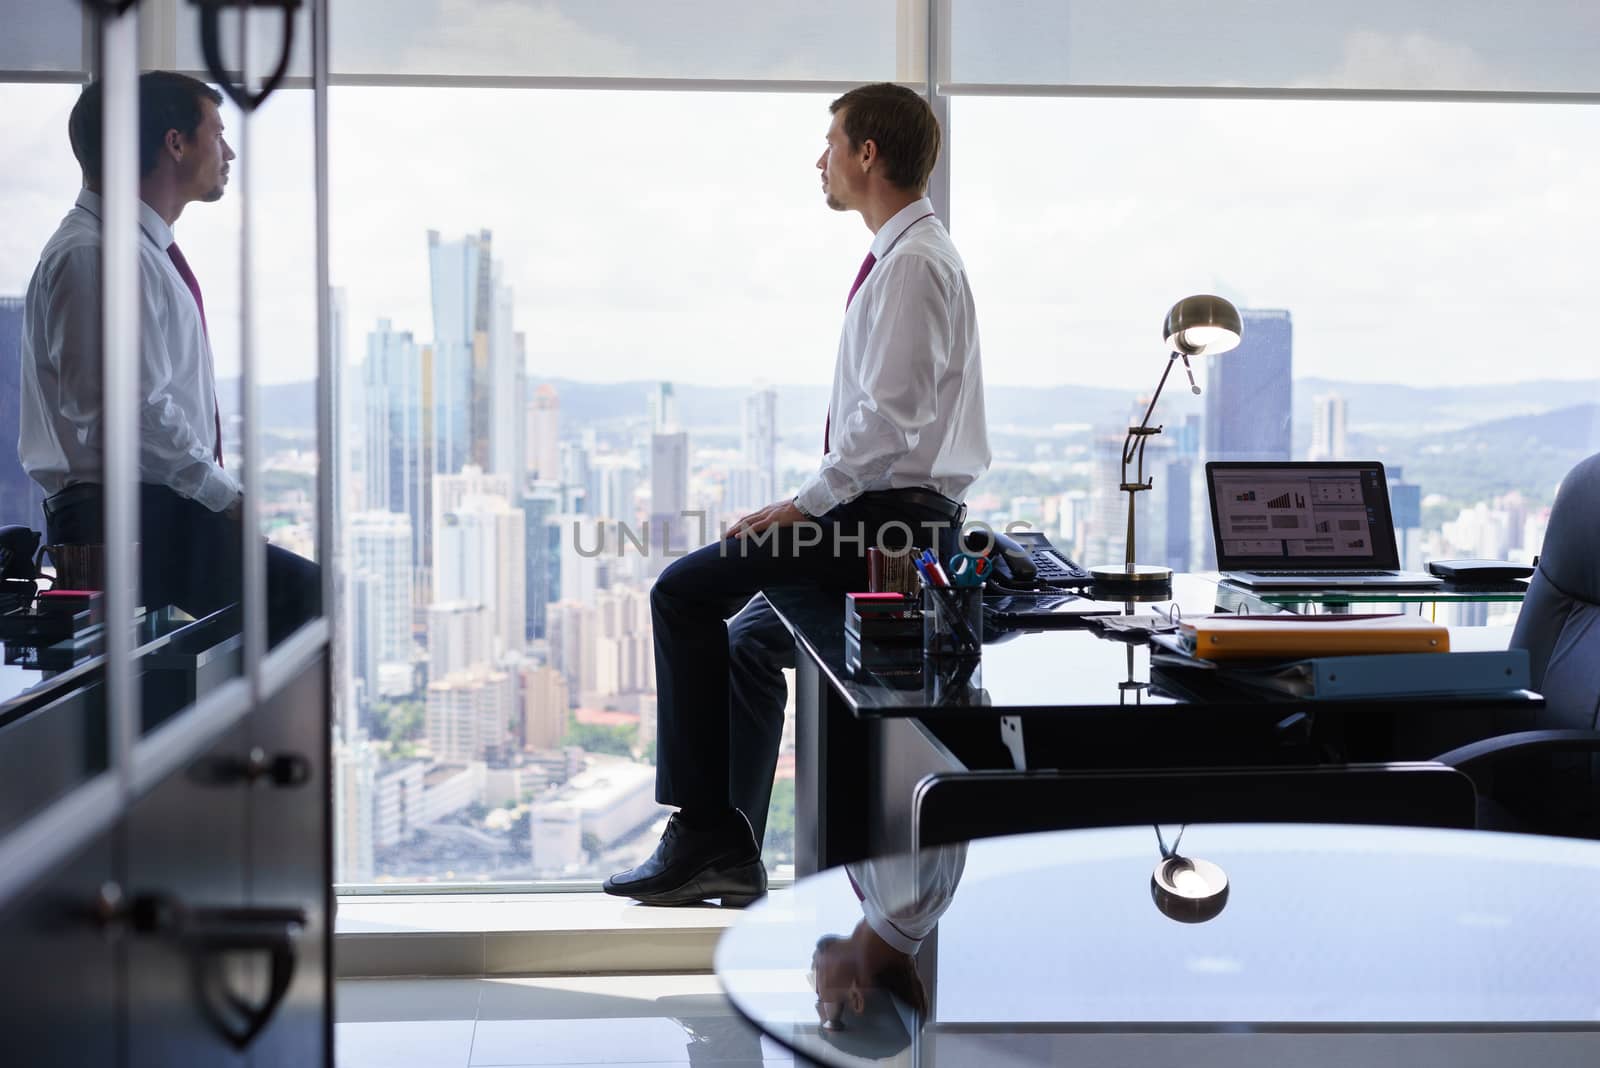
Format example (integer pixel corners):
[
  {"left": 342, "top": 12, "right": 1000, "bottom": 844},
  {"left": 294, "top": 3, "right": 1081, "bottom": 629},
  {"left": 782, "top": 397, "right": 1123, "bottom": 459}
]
[
  {"left": 18, "top": 73, "right": 318, "bottom": 645},
  {"left": 809, "top": 842, "right": 967, "bottom": 1048}
]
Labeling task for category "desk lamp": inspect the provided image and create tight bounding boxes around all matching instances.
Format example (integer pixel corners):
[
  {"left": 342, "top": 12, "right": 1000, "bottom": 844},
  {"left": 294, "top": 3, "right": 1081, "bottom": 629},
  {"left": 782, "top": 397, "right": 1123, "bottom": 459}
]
[{"left": 1090, "top": 294, "right": 1242, "bottom": 587}]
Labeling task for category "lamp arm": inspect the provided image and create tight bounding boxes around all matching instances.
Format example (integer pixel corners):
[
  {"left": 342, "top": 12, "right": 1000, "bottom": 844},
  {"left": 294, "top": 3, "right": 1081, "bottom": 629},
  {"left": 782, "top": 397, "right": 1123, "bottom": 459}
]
[{"left": 1123, "top": 353, "right": 1181, "bottom": 466}]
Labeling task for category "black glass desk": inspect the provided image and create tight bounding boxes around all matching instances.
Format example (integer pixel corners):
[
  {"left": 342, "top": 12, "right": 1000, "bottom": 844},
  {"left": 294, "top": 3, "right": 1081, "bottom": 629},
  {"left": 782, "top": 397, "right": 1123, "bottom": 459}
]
[
  {"left": 765, "top": 575, "right": 1540, "bottom": 873},
  {"left": 716, "top": 823, "right": 1600, "bottom": 1067}
]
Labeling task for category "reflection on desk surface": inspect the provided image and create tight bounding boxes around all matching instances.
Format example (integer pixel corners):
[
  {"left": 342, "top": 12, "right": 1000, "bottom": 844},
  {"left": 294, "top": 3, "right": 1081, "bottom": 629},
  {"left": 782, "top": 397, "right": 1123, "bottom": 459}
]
[
  {"left": 717, "top": 824, "right": 1600, "bottom": 1067},
  {"left": 771, "top": 574, "right": 1528, "bottom": 717}
]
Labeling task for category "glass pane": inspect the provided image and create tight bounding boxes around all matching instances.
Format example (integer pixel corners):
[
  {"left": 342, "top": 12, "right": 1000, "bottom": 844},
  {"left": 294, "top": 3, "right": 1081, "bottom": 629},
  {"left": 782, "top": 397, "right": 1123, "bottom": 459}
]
[
  {"left": 2, "top": 55, "right": 108, "bottom": 821},
  {"left": 175, "top": 1, "right": 313, "bottom": 84},
  {"left": 952, "top": 94, "right": 1600, "bottom": 606},
  {"left": 0, "top": 2, "right": 85, "bottom": 74},
  {"left": 123, "top": 69, "right": 248, "bottom": 730},
  {"left": 329, "top": 0, "right": 925, "bottom": 82},
  {"left": 246, "top": 76, "right": 323, "bottom": 650},
  {"left": 330, "top": 88, "right": 862, "bottom": 887},
  {"left": 949, "top": 0, "right": 1600, "bottom": 93}
]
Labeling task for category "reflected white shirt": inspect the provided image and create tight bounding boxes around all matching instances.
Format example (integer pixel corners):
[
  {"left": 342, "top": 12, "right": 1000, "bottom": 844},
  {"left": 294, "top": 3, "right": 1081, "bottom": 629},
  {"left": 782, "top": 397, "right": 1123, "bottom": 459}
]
[
  {"left": 18, "top": 190, "right": 239, "bottom": 512},
  {"left": 794, "top": 197, "right": 990, "bottom": 518},
  {"left": 846, "top": 842, "right": 968, "bottom": 955}
]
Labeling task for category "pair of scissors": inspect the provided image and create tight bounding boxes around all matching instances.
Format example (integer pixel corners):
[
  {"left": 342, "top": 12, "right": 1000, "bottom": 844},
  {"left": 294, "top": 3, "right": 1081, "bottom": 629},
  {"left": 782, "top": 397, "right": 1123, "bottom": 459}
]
[{"left": 948, "top": 551, "right": 989, "bottom": 587}]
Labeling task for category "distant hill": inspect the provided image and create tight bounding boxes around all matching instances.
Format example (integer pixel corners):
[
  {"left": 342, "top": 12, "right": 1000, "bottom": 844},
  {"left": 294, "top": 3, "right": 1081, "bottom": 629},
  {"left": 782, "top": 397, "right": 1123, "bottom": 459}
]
[
  {"left": 1383, "top": 403, "right": 1600, "bottom": 502},
  {"left": 229, "top": 374, "right": 1600, "bottom": 468}
]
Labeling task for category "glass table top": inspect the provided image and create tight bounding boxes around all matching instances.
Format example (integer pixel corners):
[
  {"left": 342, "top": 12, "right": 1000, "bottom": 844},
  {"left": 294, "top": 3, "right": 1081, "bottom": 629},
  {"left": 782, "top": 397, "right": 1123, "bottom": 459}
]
[
  {"left": 715, "top": 824, "right": 1600, "bottom": 1066},
  {"left": 763, "top": 575, "right": 1529, "bottom": 718}
]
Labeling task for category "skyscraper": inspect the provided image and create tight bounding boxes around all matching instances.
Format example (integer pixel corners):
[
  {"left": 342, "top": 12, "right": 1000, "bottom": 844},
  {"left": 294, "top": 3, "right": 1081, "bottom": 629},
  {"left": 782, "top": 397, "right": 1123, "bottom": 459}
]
[
  {"left": 433, "top": 493, "right": 527, "bottom": 659},
  {"left": 1204, "top": 308, "right": 1293, "bottom": 462},
  {"left": 426, "top": 668, "right": 515, "bottom": 764},
  {"left": 349, "top": 510, "right": 415, "bottom": 668},
  {"left": 648, "top": 381, "right": 679, "bottom": 434},
  {"left": 427, "top": 230, "right": 489, "bottom": 477},
  {"left": 520, "top": 485, "right": 562, "bottom": 641},
  {"left": 363, "top": 320, "right": 431, "bottom": 587},
  {"left": 428, "top": 229, "right": 520, "bottom": 484},
  {"left": 648, "top": 430, "right": 690, "bottom": 572},
  {"left": 1309, "top": 393, "right": 1348, "bottom": 461},
  {"left": 742, "top": 387, "right": 778, "bottom": 503},
  {"left": 427, "top": 600, "right": 493, "bottom": 680},
  {"left": 527, "top": 384, "right": 561, "bottom": 481}
]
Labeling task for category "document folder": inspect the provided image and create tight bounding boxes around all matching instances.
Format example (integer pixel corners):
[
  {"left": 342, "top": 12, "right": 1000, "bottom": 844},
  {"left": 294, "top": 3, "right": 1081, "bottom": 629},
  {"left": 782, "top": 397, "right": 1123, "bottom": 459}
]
[{"left": 1177, "top": 613, "right": 1449, "bottom": 661}]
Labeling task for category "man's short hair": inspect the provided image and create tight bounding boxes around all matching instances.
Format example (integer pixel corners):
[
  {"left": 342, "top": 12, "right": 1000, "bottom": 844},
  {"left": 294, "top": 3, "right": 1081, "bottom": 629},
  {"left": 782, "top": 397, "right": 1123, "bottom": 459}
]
[
  {"left": 828, "top": 83, "right": 941, "bottom": 193},
  {"left": 68, "top": 71, "right": 224, "bottom": 186}
]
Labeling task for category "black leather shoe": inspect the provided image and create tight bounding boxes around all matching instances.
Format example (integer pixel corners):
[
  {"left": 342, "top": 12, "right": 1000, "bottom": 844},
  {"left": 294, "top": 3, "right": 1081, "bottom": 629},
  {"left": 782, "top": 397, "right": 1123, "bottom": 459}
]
[{"left": 603, "top": 810, "right": 767, "bottom": 908}]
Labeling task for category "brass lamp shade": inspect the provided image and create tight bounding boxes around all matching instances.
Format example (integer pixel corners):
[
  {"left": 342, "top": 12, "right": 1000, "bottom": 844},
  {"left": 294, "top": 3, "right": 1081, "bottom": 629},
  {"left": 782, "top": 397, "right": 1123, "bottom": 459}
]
[{"left": 1163, "top": 294, "right": 1242, "bottom": 357}]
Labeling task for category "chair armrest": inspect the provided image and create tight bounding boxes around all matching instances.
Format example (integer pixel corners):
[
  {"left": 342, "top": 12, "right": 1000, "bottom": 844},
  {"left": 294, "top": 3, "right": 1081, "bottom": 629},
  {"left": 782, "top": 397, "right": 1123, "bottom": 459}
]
[{"left": 1435, "top": 729, "right": 1600, "bottom": 775}]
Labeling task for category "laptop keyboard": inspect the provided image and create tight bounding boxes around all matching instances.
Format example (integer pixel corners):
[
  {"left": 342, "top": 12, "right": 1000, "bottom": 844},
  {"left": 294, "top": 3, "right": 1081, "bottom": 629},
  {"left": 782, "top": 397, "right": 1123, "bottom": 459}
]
[{"left": 1258, "top": 570, "right": 1396, "bottom": 577}]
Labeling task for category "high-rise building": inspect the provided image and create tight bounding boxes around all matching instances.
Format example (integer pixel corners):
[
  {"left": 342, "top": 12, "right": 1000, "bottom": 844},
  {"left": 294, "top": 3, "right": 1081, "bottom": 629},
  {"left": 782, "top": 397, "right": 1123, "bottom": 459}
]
[
  {"left": 427, "top": 229, "right": 491, "bottom": 477},
  {"left": 1204, "top": 308, "right": 1293, "bottom": 462},
  {"left": 349, "top": 511, "right": 414, "bottom": 665},
  {"left": 648, "top": 381, "right": 679, "bottom": 434},
  {"left": 589, "top": 456, "right": 641, "bottom": 521},
  {"left": 648, "top": 430, "right": 690, "bottom": 571},
  {"left": 520, "top": 485, "right": 562, "bottom": 640},
  {"left": 426, "top": 668, "right": 515, "bottom": 764},
  {"left": 434, "top": 464, "right": 513, "bottom": 539},
  {"left": 332, "top": 732, "right": 378, "bottom": 883},
  {"left": 521, "top": 664, "right": 570, "bottom": 751},
  {"left": 363, "top": 321, "right": 431, "bottom": 584},
  {"left": 427, "top": 601, "right": 493, "bottom": 680},
  {"left": 429, "top": 228, "right": 520, "bottom": 484},
  {"left": 0, "top": 296, "right": 43, "bottom": 530},
  {"left": 742, "top": 387, "right": 778, "bottom": 504},
  {"left": 433, "top": 491, "right": 527, "bottom": 658},
  {"left": 527, "top": 384, "right": 561, "bottom": 481},
  {"left": 1309, "top": 393, "right": 1348, "bottom": 461},
  {"left": 489, "top": 280, "right": 526, "bottom": 498}
]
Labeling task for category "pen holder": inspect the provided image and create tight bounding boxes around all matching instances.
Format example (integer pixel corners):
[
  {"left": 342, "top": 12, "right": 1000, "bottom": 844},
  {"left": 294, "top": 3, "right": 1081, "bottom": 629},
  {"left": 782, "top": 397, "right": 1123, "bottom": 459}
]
[{"left": 921, "top": 582, "right": 983, "bottom": 660}]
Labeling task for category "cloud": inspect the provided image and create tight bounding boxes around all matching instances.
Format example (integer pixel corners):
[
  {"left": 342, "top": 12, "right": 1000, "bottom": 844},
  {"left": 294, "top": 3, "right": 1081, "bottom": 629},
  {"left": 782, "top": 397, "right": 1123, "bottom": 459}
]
[{"left": 1301, "top": 31, "right": 1513, "bottom": 92}]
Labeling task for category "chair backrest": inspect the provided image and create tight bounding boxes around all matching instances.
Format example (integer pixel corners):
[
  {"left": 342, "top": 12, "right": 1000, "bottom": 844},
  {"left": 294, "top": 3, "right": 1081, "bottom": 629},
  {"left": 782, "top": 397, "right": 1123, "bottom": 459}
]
[
  {"left": 912, "top": 764, "right": 1478, "bottom": 850},
  {"left": 1511, "top": 451, "right": 1600, "bottom": 733}
]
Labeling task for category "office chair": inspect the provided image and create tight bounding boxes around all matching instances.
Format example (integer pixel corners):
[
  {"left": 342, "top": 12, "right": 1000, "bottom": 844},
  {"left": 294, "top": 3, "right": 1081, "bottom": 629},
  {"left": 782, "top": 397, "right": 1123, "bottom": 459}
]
[{"left": 1434, "top": 451, "right": 1600, "bottom": 836}]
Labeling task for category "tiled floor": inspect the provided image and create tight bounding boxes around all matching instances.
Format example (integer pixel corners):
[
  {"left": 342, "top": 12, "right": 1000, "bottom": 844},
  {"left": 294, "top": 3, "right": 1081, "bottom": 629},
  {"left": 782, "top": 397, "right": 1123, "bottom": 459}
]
[{"left": 337, "top": 975, "right": 795, "bottom": 1067}]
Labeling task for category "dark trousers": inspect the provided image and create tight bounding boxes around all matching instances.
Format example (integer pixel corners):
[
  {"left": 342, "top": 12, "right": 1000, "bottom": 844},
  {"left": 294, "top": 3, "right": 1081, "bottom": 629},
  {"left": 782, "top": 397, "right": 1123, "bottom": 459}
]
[
  {"left": 44, "top": 483, "right": 320, "bottom": 647},
  {"left": 651, "top": 491, "right": 961, "bottom": 845}
]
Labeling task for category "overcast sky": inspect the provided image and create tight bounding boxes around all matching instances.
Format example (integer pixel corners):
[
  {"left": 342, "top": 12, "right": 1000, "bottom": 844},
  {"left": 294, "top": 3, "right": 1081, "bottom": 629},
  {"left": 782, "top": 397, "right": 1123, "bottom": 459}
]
[{"left": 3, "top": 7, "right": 1598, "bottom": 398}]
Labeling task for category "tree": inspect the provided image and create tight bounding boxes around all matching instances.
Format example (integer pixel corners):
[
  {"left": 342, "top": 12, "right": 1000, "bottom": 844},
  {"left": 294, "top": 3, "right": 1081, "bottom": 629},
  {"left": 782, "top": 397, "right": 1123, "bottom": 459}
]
[
  {"left": 561, "top": 720, "right": 636, "bottom": 757},
  {"left": 762, "top": 778, "right": 796, "bottom": 866}
]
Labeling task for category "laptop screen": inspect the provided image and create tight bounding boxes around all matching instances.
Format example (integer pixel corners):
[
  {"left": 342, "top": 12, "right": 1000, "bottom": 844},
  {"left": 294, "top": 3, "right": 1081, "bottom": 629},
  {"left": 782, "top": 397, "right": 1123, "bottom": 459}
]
[{"left": 1207, "top": 461, "right": 1400, "bottom": 570}]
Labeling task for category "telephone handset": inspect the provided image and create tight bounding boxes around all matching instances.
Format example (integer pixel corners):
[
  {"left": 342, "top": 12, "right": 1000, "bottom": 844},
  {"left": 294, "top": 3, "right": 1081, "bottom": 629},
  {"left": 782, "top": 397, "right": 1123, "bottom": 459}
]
[{"left": 963, "top": 528, "right": 1094, "bottom": 589}]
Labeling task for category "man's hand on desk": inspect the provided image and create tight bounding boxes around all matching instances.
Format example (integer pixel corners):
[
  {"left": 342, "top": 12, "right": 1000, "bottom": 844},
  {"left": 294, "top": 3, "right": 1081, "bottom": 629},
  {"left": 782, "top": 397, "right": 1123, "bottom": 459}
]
[{"left": 727, "top": 498, "right": 807, "bottom": 539}]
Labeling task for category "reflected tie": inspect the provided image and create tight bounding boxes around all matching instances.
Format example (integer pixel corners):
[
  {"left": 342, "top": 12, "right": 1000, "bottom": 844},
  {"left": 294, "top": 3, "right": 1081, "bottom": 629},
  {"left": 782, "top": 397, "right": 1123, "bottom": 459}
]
[
  {"left": 824, "top": 250, "right": 878, "bottom": 453},
  {"left": 166, "top": 241, "right": 225, "bottom": 468}
]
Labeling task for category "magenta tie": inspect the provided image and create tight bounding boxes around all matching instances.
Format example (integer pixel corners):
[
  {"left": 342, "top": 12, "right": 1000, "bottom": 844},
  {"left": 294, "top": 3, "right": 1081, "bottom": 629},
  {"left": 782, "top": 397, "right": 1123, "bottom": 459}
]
[
  {"left": 825, "top": 251, "right": 879, "bottom": 453},
  {"left": 166, "top": 242, "right": 225, "bottom": 468}
]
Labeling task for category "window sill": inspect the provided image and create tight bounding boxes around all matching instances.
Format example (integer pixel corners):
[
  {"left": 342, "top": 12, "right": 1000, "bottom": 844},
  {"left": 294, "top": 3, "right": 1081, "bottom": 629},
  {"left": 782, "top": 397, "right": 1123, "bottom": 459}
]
[{"left": 335, "top": 891, "right": 782, "bottom": 979}]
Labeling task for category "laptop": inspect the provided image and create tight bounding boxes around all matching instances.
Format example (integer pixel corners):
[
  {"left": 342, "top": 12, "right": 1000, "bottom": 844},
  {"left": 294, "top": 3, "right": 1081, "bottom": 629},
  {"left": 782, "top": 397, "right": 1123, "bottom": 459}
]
[{"left": 1206, "top": 461, "right": 1443, "bottom": 589}]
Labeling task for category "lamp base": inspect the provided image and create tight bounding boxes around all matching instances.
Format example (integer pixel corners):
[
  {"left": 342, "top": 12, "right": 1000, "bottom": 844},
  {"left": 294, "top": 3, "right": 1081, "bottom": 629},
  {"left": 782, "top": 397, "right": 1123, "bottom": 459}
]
[{"left": 1089, "top": 562, "right": 1173, "bottom": 586}]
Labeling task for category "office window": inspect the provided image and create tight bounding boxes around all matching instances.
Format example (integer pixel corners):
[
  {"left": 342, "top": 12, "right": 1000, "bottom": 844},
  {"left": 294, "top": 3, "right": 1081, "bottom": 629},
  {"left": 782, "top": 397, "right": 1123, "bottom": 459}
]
[
  {"left": 950, "top": 94, "right": 1600, "bottom": 576},
  {"left": 326, "top": 88, "right": 864, "bottom": 886},
  {"left": 946, "top": 1, "right": 1600, "bottom": 93}
]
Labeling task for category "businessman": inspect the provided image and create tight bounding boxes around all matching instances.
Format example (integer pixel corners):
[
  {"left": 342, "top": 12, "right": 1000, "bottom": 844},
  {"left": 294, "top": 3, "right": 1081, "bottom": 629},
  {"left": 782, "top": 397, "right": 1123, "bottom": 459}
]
[
  {"left": 605, "top": 83, "right": 989, "bottom": 906},
  {"left": 19, "top": 72, "right": 319, "bottom": 645}
]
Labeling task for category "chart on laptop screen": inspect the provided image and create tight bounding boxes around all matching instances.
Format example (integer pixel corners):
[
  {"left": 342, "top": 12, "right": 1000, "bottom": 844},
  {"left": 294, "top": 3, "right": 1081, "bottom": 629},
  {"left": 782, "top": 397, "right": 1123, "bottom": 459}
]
[{"left": 1215, "top": 469, "right": 1378, "bottom": 559}]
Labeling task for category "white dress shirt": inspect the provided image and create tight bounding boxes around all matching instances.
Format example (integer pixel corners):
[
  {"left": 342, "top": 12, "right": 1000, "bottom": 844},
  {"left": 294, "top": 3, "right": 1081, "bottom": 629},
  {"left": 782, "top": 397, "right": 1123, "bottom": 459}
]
[
  {"left": 794, "top": 197, "right": 990, "bottom": 518},
  {"left": 846, "top": 843, "right": 968, "bottom": 955},
  {"left": 18, "top": 190, "right": 239, "bottom": 513}
]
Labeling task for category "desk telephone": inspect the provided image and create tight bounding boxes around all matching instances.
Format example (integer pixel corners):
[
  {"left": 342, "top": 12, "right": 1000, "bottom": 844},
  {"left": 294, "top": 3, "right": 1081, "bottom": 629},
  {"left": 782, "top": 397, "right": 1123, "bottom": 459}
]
[{"left": 964, "top": 529, "right": 1093, "bottom": 590}]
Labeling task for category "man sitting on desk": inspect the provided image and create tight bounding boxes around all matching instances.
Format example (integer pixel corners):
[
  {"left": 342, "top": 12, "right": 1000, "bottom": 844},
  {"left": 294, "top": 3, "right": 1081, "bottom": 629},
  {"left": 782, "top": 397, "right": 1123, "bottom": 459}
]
[
  {"left": 605, "top": 83, "right": 990, "bottom": 907},
  {"left": 18, "top": 73, "right": 319, "bottom": 645}
]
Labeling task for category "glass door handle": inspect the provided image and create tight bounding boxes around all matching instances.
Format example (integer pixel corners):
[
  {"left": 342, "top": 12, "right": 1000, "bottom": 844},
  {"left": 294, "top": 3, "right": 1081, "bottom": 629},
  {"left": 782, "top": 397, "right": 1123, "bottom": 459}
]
[{"left": 190, "top": 0, "right": 302, "bottom": 113}]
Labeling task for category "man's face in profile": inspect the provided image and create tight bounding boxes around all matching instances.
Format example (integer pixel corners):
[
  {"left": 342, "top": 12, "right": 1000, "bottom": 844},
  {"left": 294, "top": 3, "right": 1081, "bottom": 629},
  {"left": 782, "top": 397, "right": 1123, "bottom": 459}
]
[{"left": 182, "top": 98, "right": 234, "bottom": 204}]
